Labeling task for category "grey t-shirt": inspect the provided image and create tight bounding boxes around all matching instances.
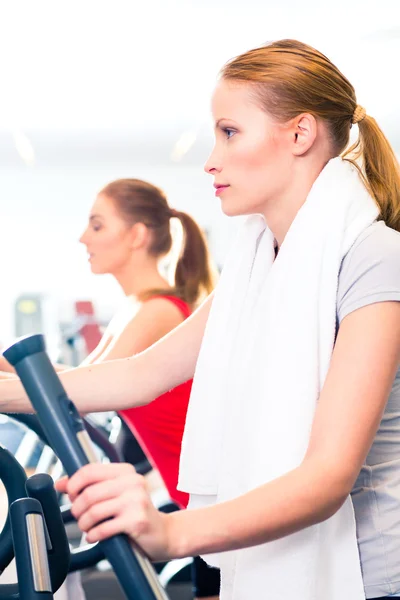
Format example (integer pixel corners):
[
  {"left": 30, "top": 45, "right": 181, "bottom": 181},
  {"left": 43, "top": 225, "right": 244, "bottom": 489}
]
[{"left": 337, "top": 221, "right": 400, "bottom": 598}]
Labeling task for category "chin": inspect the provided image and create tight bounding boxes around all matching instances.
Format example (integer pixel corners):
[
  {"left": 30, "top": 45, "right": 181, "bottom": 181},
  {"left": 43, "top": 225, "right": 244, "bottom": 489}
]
[
  {"left": 221, "top": 194, "right": 266, "bottom": 218},
  {"left": 220, "top": 200, "right": 250, "bottom": 218},
  {"left": 89, "top": 263, "right": 106, "bottom": 275}
]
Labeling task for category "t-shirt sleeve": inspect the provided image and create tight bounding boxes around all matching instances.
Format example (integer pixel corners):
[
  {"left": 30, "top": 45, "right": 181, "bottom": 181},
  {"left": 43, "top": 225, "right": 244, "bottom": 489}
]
[{"left": 337, "top": 225, "right": 400, "bottom": 325}]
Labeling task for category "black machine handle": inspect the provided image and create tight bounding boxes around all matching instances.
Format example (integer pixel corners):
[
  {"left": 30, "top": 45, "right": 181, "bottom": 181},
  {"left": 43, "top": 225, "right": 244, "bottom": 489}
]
[
  {"left": 4, "top": 335, "right": 168, "bottom": 600},
  {"left": 0, "top": 467, "right": 70, "bottom": 599},
  {"left": 10, "top": 498, "right": 53, "bottom": 600},
  {"left": 25, "top": 474, "right": 70, "bottom": 589},
  {"left": 6, "top": 414, "right": 120, "bottom": 571},
  {"left": 3, "top": 414, "right": 107, "bottom": 571}
]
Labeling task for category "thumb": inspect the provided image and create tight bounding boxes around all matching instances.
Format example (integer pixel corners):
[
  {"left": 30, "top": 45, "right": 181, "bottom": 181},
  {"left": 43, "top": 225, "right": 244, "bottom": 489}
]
[{"left": 54, "top": 476, "right": 69, "bottom": 493}]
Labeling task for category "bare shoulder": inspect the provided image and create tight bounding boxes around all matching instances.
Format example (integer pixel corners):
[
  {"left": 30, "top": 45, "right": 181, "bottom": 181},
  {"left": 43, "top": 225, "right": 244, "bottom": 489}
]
[
  {"left": 134, "top": 297, "right": 187, "bottom": 328},
  {"left": 93, "top": 297, "right": 188, "bottom": 361}
]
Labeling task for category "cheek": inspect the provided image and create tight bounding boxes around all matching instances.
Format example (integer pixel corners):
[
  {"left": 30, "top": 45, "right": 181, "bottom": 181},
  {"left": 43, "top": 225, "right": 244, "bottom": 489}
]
[
  {"left": 238, "top": 137, "right": 287, "bottom": 187},
  {"left": 91, "top": 232, "right": 130, "bottom": 270},
  {"left": 97, "top": 230, "right": 125, "bottom": 252},
  {"left": 106, "top": 243, "right": 131, "bottom": 269},
  {"left": 232, "top": 134, "right": 275, "bottom": 172}
]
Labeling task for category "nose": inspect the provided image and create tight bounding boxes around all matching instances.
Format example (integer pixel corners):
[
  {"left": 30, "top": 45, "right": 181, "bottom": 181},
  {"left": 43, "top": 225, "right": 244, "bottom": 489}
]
[
  {"left": 79, "top": 227, "right": 89, "bottom": 245},
  {"left": 204, "top": 145, "right": 222, "bottom": 175}
]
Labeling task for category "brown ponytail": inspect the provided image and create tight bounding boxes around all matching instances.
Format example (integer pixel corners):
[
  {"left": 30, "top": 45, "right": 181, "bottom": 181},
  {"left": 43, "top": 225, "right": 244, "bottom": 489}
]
[
  {"left": 342, "top": 116, "right": 400, "bottom": 231},
  {"left": 100, "top": 178, "right": 216, "bottom": 306},
  {"left": 221, "top": 39, "right": 400, "bottom": 231},
  {"left": 170, "top": 210, "right": 215, "bottom": 306}
]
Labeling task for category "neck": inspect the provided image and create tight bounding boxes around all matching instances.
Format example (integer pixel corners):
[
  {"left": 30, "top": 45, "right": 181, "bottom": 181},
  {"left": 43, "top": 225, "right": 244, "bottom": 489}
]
[
  {"left": 262, "top": 157, "right": 329, "bottom": 249},
  {"left": 112, "top": 255, "right": 171, "bottom": 299}
]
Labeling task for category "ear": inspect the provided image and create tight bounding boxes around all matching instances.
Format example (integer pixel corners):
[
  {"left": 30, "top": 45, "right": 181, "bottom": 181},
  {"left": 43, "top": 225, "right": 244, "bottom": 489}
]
[
  {"left": 129, "top": 222, "right": 150, "bottom": 250},
  {"left": 290, "top": 113, "right": 318, "bottom": 156}
]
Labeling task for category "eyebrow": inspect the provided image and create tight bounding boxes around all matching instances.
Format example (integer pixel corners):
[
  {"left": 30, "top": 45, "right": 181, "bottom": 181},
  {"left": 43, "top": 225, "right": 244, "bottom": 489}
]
[
  {"left": 89, "top": 214, "right": 103, "bottom": 221},
  {"left": 215, "top": 118, "right": 238, "bottom": 128}
]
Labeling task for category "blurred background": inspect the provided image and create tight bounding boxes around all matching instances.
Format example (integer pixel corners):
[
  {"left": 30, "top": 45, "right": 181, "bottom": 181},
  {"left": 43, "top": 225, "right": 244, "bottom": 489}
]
[{"left": 0, "top": 0, "right": 399, "bottom": 360}]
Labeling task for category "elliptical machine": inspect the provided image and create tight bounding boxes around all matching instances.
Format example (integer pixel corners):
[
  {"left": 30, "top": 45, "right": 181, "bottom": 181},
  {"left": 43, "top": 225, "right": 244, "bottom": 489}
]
[
  {"left": 1, "top": 334, "right": 170, "bottom": 600},
  {"left": 5, "top": 407, "right": 193, "bottom": 597}
]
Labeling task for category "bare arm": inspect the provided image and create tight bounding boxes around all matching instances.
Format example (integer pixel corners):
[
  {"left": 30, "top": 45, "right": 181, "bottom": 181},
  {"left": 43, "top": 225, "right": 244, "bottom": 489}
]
[{"left": 0, "top": 293, "right": 213, "bottom": 414}]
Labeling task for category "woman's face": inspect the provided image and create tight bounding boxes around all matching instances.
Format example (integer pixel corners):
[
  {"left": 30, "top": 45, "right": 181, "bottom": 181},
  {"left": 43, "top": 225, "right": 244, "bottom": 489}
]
[
  {"left": 204, "top": 79, "right": 294, "bottom": 217},
  {"left": 79, "top": 194, "right": 134, "bottom": 275}
]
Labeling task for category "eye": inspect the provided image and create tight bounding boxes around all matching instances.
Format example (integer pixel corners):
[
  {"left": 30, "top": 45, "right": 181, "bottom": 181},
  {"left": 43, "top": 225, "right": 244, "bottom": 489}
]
[
  {"left": 222, "top": 127, "right": 236, "bottom": 140},
  {"left": 92, "top": 224, "right": 102, "bottom": 232}
]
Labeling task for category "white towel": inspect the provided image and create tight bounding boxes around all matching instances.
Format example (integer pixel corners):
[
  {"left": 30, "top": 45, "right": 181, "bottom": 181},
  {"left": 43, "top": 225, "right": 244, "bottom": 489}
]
[{"left": 178, "top": 157, "right": 379, "bottom": 600}]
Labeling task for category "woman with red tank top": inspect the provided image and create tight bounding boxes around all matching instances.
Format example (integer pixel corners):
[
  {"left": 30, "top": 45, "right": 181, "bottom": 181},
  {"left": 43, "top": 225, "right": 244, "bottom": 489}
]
[
  {"left": 76, "top": 179, "right": 220, "bottom": 599},
  {"left": 0, "top": 178, "right": 219, "bottom": 597}
]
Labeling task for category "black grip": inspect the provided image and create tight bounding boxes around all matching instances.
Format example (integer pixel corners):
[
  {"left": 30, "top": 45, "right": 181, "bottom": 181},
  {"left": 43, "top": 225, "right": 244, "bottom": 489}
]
[
  {"left": 10, "top": 498, "right": 53, "bottom": 600},
  {"left": 25, "top": 474, "right": 70, "bottom": 592},
  {"left": 3, "top": 336, "right": 45, "bottom": 367},
  {"left": 4, "top": 335, "right": 168, "bottom": 600}
]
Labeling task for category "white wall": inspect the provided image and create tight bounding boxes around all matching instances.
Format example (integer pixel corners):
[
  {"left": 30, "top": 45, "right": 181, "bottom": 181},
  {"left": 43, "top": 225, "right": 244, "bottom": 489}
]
[{"left": 0, "top": 163, "right": 238, "bottom": 348}]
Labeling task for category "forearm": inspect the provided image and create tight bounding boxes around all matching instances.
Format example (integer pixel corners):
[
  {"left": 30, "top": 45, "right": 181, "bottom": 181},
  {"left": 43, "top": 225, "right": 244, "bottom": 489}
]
[
  {"left": 0, "top": 353, "right": 180, "bottom": 414},
  {"left": 0, "top": 294, "right": 212, "bottom": 414},
  {"left": 0, "top": 345, "right": 189, "bottom": 414},
  {"left": 167, "top": 459, "right": 348, "bottom": 559}
]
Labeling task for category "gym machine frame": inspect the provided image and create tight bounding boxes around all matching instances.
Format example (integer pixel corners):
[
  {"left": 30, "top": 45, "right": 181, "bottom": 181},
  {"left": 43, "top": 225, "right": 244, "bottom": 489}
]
[{"left": 3, "top": 334, "right": 169, "bottom": 600}]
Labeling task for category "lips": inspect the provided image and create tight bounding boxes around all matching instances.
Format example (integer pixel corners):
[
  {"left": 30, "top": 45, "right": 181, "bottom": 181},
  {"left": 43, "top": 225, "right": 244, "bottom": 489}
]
[{"left": 214, "top": 183, "right": 229, "bottom": 196}]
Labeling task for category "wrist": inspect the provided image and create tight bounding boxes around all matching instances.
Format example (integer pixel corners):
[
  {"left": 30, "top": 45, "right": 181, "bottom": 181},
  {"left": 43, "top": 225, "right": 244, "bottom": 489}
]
[{"left": 165, "top": 510, "right": 192, "bottom": 559}]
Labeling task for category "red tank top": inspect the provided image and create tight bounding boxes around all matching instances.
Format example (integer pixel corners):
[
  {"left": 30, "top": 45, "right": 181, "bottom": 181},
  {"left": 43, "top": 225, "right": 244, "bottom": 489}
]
[{"left": 118, "top": 296, "right": 191, "bottom": 508}]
